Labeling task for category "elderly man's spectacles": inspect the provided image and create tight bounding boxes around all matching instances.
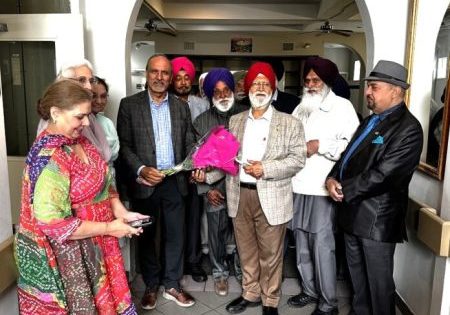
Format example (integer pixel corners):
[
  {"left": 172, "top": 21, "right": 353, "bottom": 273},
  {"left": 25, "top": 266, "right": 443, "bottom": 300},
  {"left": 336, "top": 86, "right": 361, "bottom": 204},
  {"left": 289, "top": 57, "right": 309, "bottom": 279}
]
[
  {"left": 73, "top": 76, "right": 97, "bottom": 85},
  {"left": 251, "top": 81, "right": 271, "bottom": 89}
]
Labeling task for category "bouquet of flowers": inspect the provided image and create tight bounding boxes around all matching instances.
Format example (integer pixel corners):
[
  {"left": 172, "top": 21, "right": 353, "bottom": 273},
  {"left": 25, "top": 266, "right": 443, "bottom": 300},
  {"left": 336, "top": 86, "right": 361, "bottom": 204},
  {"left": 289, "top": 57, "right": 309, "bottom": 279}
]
[{"left": 161, "top": 125, "right": 240, "bottom": 176}]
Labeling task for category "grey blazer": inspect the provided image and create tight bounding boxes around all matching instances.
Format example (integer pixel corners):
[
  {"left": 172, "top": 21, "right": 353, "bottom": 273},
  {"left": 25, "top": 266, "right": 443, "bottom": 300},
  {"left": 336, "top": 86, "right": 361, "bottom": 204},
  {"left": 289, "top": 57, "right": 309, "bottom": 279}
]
[
  {"left": 225, "top": 107, "right": 307, "bottom": 225},
  {"left": 117, "top": 90, "right": 195, "bottom": 199}
]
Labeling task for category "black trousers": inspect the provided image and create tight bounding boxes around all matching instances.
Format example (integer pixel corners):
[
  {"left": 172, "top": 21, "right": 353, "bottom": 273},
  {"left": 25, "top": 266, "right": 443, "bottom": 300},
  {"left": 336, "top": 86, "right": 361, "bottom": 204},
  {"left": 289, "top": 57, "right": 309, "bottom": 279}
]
[
  {"left": 184, "top": 183, "right": 203, "bottom": 265},
  {"left": 344, "top": 233, "right": 396, "bottom": 315},
  {"left": 132, "top": 177, "right": 185, "bottom": 290}
]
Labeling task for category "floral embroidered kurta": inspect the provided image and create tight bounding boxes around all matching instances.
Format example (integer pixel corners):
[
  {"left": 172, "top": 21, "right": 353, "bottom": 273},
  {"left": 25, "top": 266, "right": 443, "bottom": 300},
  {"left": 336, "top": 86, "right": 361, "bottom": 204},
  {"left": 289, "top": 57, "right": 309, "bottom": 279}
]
[{"left": 15, "top": 131, "right": 136, "bottom": 315}]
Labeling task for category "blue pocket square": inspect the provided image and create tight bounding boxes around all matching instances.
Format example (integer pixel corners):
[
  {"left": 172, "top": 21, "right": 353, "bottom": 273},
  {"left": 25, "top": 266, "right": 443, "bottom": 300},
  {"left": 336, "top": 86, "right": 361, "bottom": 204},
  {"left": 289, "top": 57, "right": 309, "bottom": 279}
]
[{"left": 372, "top": 135, "right": 384, "bottom": 144}]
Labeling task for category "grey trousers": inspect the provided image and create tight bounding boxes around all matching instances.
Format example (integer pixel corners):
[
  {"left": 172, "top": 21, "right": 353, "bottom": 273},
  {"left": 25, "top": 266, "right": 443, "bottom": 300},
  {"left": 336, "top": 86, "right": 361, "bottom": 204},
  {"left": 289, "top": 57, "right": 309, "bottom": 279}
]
[
  {"left": 344, "top": 233, "right": 396, "bottom": 315},
  {"left": 206, "top": 206, "right": 231, "bottom": 280},
  {"left": 294, "top": 228, "right": 337, "bottom": 312}
]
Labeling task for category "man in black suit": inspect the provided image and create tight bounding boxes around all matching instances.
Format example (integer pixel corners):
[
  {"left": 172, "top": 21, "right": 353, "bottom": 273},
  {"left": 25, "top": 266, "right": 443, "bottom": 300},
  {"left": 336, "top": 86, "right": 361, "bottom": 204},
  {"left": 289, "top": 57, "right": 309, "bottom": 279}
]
[
  {"left": 266, "top": 58, "right": 300, "bottom": 114},
  {"left": 326, "top": 60, "right": 423, "bottom": 315},
  {"left": 117, "top": 54, "right": 196, "bottom": 310}
]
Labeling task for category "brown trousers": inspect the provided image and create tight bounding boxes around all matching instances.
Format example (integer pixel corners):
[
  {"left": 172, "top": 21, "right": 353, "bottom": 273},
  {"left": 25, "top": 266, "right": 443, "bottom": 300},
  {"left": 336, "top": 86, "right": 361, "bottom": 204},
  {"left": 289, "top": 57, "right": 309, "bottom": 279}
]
[{"left": 233, "top": 187, "right": 286, "bottom": 307}]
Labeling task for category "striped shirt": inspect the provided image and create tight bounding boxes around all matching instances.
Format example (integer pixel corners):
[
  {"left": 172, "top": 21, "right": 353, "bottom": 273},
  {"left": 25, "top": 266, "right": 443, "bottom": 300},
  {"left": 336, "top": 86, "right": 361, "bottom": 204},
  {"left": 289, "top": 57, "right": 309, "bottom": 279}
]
[{"left": 149, "top": 92, "right": 175, "bottom": 170}]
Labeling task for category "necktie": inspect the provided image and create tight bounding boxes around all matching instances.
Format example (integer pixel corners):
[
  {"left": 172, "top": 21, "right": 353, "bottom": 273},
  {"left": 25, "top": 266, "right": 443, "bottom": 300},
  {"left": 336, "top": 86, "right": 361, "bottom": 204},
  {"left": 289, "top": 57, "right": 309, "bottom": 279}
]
[{"left": 339, "top": 115, "right": 380, "bottom": 179}]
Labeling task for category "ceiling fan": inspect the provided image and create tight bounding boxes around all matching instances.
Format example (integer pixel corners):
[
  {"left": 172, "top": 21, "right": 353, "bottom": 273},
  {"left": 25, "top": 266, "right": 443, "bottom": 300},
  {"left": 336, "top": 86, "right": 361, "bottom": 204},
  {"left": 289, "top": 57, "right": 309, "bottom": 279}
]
[
  {"left": 135, "top": 18, "right": 177, "bottom": 37},
  {"left": 315, "top": 21, "right": 353, "bottom": 37}
]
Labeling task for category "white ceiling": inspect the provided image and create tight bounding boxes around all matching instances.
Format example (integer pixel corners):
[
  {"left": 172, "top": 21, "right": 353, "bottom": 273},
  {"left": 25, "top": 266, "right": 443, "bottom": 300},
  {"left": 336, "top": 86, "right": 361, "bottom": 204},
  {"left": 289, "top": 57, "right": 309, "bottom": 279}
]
[{"left": 136, "top": 0, "right": 363, "bottom": 37}]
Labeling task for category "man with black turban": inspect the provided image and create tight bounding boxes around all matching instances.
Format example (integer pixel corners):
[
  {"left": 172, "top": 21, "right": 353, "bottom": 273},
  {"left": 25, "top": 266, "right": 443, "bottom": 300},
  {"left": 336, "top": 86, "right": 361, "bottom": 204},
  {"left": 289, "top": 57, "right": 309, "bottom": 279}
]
[
  {"left": 193, "top": 68, "right": 247, "bottom": 297},
  {"left": 287, "top": 56, "right": 359, "bottom": 315}
]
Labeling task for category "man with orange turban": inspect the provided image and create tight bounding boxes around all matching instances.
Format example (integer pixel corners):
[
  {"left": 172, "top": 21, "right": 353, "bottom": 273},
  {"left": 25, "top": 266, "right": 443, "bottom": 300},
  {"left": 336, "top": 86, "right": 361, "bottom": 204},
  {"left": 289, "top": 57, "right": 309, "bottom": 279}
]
[
  {"left": 171, "top": 56, "right": 209, "bottom": 121},
  {"left": 211, "top": 62, "right": 307, "bottom": 315}
]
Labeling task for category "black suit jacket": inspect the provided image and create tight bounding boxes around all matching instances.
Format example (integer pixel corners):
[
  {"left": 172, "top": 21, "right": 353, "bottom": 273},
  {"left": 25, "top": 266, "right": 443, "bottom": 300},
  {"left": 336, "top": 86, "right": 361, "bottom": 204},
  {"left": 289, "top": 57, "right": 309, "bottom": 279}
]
[
  {"left": 328, "top": 103, "right": 423, "bottom": 243},
  {"left": 117, "top": 90, "right": 195, "bottom": 199},
  {"left": 271, "top": 89, "right": 300, "bottom": 114}
]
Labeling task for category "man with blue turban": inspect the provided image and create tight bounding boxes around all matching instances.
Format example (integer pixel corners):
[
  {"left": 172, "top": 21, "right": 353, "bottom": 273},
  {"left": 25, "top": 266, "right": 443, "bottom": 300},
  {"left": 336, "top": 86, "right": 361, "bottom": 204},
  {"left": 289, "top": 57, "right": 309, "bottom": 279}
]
[{"left": 193, "top": 68, "right": 247, "bottom": 297}]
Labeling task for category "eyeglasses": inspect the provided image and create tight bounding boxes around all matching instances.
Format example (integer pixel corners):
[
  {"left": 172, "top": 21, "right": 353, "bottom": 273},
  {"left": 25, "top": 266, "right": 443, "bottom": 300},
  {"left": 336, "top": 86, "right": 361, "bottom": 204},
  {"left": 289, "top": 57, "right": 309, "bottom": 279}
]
[
  {"left": 304, "top": 78, "right": 322, "bottom": 85},
  {"left": 213, "top": 87, "right": 232, "bottom": 98},
  {"left": 251, "top": 81, "right": 271, "bottom": 89},
  {"left": 73, "top": 76, "right": 97, "bottom": 85}
]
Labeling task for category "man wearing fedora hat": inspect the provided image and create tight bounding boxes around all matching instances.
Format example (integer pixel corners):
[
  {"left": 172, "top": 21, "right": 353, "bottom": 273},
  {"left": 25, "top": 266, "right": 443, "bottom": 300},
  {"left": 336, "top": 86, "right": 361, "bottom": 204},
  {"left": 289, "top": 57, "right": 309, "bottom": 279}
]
[{"left": 325, "top": 60, "right": 423, "bottom": 315}]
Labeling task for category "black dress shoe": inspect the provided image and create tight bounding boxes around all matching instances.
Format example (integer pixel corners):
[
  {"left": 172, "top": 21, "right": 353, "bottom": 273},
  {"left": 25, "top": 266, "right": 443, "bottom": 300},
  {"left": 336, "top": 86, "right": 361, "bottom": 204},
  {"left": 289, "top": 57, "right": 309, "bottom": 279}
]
[
  {"left": 226, "top": 296, "right": 261, "bottom": 314},
  {"left": 311, "top": 307, "right": 339, "bottom": 315},
  {"left": 189, "top": 263, "right": 207, "bottom": 282},
  {"left": 287, "top": 292, "right": 318, "bottom": 308},
  {"left": 262, "top": 306, "right": 279, "bottom": 315}
]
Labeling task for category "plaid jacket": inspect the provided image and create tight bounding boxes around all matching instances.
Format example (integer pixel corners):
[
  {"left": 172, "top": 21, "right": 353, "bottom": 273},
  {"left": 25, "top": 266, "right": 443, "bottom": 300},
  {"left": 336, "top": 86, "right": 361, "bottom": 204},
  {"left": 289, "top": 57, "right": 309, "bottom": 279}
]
[{"left": 225, "top": 107, "right": 306, "bottom": 225}]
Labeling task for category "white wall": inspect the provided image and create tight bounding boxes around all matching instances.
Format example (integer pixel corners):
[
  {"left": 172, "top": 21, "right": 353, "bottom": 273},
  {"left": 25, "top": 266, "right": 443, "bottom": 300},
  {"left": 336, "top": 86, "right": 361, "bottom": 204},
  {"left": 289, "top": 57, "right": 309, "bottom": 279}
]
[
  {"left": 357, "top": 0, "right": 409, "bottom": 70},
  {"left": 0, "top": 72, "right": 18, "bottom": 314},
  {"left": 407, "top": 2, "right": 450, "bottom": 313},
  {"left": 0, "top": 76, "right": 12, "bottom": 251},
  {"left": 0, "top": 14, "right": 84, "bottom": 74},
  {"left": 324, "top": 47, "right": 352, "bottom": 75},
  {"left": 79, "top": 0, "right": 143, "bottom": 125}
]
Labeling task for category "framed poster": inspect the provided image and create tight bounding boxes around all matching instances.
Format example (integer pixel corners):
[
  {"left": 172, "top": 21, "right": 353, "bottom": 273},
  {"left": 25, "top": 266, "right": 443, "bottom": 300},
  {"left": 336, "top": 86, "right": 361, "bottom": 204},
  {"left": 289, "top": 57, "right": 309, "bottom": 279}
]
[{"left": 231, "top": 38, "right": 252, "bottom": 53}]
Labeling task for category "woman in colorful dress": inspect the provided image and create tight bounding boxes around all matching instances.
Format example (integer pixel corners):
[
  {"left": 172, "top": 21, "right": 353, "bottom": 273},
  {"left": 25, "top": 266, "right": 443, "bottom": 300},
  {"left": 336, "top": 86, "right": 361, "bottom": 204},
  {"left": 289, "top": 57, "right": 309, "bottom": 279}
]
[{"left": 15, "top": 79, "right": 147, "bottom": 314}]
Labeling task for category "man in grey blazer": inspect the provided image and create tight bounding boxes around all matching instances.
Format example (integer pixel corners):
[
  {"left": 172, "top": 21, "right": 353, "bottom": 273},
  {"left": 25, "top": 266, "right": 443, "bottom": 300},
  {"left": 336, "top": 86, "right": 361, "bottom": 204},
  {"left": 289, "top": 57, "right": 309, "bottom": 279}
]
[
  {"left": 223, "top": 62, "right": 307, "bottom": 315},
  {"left": 117, "top": 54, "right": 196, "bottom": 310}
]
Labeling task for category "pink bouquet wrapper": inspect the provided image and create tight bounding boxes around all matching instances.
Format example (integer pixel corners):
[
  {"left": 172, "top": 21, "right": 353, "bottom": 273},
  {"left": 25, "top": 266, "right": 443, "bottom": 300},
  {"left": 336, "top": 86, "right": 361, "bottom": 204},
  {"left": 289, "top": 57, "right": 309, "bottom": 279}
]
[{"left": 192, "top": 125, "right": 240, "bottom": 175}]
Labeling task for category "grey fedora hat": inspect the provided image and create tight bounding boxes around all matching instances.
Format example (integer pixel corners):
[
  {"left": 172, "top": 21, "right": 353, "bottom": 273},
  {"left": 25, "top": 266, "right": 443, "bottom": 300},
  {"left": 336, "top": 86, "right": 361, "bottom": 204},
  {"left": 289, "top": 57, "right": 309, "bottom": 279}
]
[{"left": 364, "top": 60, "right": 410, "bottom": 89}]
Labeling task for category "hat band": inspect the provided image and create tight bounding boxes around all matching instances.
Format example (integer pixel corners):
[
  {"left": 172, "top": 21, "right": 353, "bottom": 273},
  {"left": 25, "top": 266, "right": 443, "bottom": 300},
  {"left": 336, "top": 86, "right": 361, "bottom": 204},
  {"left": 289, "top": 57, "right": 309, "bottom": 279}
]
[{"left": 369, "top": 71, "right": 406, "bottom": 84}]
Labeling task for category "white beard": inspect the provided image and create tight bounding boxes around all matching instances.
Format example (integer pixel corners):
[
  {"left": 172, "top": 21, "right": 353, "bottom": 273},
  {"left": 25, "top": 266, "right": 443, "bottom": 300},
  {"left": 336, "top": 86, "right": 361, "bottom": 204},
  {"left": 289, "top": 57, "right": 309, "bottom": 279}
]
[
  {"left": 213, "top": 94, "right": 234, "bottom": 112},
  {"left": 301, "top": 86, "right": 330, "bottom": 113},
  {"left": 249, "top": 91, "right": 272, "bottom": 109},
  {"left": 293, "top": 86, "right": 330, "bottom": 122}
]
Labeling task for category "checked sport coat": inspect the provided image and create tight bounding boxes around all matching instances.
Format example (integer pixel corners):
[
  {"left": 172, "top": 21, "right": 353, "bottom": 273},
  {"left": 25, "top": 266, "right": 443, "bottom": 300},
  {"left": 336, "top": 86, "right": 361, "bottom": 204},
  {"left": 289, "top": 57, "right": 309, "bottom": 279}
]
[{"left": 225, "top": 107, "right": 307, "bottom": 225}]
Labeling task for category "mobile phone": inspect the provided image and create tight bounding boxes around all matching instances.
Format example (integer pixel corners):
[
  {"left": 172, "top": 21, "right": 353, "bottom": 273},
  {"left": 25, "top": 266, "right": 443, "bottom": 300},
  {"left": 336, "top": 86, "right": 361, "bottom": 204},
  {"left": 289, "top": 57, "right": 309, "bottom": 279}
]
[
  {"left": 336, "top": 187, "right": 343, "bottom": 195},
  {"left": 235, "top": 157, "right": 251, "bottom": 166},
  {"left": 128, "top": 217, "right": 153, "bottom": 228}
]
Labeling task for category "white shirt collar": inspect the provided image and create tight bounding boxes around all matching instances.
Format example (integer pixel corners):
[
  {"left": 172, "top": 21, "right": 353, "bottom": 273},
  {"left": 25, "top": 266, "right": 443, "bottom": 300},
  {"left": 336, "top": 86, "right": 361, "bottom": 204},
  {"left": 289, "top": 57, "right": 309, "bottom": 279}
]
[
  {"left": 272, "top": 89, "right": 279, "bottom": 101},
  {"left": 248, "top": 105, "right": 274, "bottom": 121}
]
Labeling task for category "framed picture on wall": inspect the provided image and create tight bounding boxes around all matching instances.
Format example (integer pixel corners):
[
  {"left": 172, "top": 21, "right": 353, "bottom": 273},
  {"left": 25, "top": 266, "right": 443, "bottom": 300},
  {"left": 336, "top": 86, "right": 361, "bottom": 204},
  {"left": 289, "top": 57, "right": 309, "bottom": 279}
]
[{"left": 231, "top": 38, "right": 252, "bottom": 53}]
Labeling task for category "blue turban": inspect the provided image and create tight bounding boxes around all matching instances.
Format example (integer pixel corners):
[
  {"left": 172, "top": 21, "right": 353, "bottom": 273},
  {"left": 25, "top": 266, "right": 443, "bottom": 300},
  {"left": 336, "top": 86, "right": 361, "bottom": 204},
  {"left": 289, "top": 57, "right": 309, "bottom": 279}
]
[{"left": 203, "top": 68, "right": 235, "bottom": 99}]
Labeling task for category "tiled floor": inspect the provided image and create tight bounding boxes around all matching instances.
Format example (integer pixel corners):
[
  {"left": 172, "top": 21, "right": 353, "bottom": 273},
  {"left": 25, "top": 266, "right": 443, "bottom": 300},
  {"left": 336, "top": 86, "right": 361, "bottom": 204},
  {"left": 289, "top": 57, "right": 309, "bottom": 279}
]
[{"left": 131, "top": 275, "right": 353, "bottom": 315}]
